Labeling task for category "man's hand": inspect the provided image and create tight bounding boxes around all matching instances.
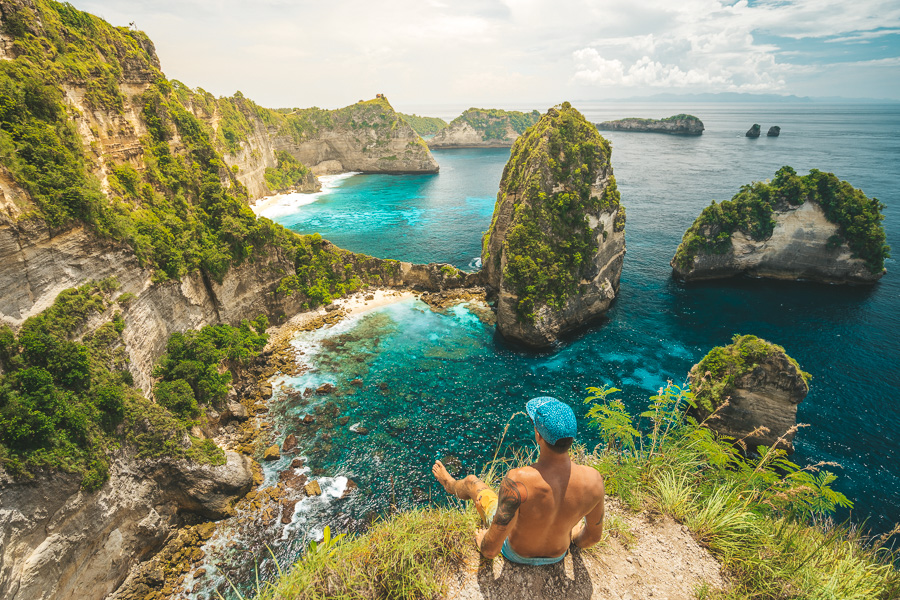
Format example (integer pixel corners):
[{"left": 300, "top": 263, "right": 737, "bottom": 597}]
[
  {"left": 475, "top": 528, "right": 488, "bottom": 551},
  {"left": 570, "top": 518, "right": 586, "bottom": 543}
]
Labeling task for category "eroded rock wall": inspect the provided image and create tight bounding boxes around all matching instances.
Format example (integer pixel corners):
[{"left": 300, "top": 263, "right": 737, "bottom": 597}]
[
  {"left": 674, "top": 200, "right": 878, "bottom": 283},
  {"left": 689, "top": 350, "right": 809, "bottom": 453},
  {"left": 482, "top": 104, "right": 625, "bottom": 348},
  {"left": 0, "top": 451, "right": 253, "bottom": 600}
]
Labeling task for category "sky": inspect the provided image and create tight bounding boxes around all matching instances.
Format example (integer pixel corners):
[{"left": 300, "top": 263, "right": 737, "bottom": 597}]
[{"left": 78, "top": 0, "right": 900, "bottom": 110}]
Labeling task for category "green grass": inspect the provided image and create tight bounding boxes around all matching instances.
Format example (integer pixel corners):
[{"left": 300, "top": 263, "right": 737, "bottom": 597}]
[{"left": 238, "top": 509, "right": 478, "bottom": 600}]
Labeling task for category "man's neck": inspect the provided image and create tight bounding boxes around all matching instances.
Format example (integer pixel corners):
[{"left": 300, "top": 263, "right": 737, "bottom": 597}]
[{"left": 535, "top": 450, "right": 571, "bottom": 469}]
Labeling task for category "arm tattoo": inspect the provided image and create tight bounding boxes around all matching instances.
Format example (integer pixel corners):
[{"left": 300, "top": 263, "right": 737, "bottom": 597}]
[{"left": 494, "top": 477, "right": 522, "bottom": 527}]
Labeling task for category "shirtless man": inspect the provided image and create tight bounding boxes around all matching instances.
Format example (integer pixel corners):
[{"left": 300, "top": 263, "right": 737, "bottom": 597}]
[{"left": 432, "top": 397, "right": 605, "bottom": 564}]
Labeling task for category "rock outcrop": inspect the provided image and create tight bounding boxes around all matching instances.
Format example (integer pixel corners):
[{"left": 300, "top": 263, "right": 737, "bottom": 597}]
[
  {"left": 746, "top": 124, "right": 761, "bottom": 138},
  {"left": 272, "top": 97, "right": 439, "bottom": 175},
  {"left": 428, "top": 108, "right": 540, "bottom": 148},
  {"left": 688, "top": 334, "right": 809, "bottom": 453},
  {"left": 0, "top": 450, "right": 253, "bottom": 600},
  {"left": 671, "top": 167, "right": 888, "bottom": 284},
  {"left": 482, "top": 103, "right": 625, "bottom": 348},
  {"left": 767, "top": 126, "right": 781, "bottom": 137},
  {"left": 596, "top": 114, "right": 704, "bottom": 135}
]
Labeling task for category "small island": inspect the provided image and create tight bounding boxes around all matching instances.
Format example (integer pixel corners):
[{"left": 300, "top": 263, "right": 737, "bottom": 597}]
[
  {"left": 671, "top": 166, "right": 889, "bottom": 284},
  {"left": 595, "top": 114, "right": 704, "bottom": 135},
  {"left": 427, "top": 108, "right": 540, "bottom": 148},
  {"left": 482, "top": 102, "right": 626, "bottom": 348},
  {"left": 689, "top": 334, "right": 810, "bottom": 454}
]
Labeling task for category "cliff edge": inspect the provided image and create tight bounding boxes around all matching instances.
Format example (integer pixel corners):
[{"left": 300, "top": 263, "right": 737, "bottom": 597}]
[
  {"left": 428, "top": 108, "right": 540, "bottom": 148},
  {"left": 482, "top": 102, "right": 625, "bottom": 348},
  {"left": 596, "top": 114, "right": 704, "bottom": 135},
  {"left": 671, "top": 167, "right": 889, "bottom": 284}
]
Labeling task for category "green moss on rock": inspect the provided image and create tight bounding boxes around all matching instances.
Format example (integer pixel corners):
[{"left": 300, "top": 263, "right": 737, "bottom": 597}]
[
  {"left": 485, "top": 102, "right": 619, "bottom": 322},
  {"left": 673, "top": 167, "right": 889, "bottom": 274},
  {"left": 690, "top": 334, "right": 810, "bottom": 413}
]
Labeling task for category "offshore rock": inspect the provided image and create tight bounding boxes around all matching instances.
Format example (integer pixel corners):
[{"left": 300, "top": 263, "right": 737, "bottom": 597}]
[
  {"left": 482, "top": 103, "right": 625, "bottom": 348},
  {"left": 746, "top": 124, "right": 761, "bottom": 138},
  {"left": 688, "top": 335, "right": 809, "bottom": 453},
  {"left": 767, "top": 126, "right": 781, "bottom": 137},
  {"left": 596, "top": 114, "right": 704, "bottom": 135},
  {"left": 428, "top": 108, "right": 541, "bottom": 148},
  {"left": 671, "top": 167, "right": 887, "bottom": 284}
]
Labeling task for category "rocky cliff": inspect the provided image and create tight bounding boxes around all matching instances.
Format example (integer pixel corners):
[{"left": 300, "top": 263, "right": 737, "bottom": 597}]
[
  {"left": 596, "top": 114, "right": 704, "bottom": 135},
  {"left": 0, "top": 2, "right": 464, "bottom": 598},
  {"left": 269, "top": 97, "right": 439, "bottom": 175},
  {"left": 672, "top": 167, "right": 889, "bottom": 284},
  {"left": 428, "top": 108, "right": 540, "bottom": 148},
  {"left": 0, "top": 450, "right": 253, "bottom": 600},
  {"left": 688, "top": 334, "right": 810, "bottom": 453},
  {"left": 482, "top": 103, "right": 625, "bottom": 348}
]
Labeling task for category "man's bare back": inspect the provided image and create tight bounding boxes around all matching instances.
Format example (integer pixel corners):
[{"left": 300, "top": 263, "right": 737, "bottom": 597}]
[{"left": 431, "top": 396, "right": 605, "bottom": 562}]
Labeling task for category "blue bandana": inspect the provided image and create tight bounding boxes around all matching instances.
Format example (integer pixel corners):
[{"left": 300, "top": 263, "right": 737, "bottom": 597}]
[{"left": 525, "top": 396, "right": 577, "bottom": 444}]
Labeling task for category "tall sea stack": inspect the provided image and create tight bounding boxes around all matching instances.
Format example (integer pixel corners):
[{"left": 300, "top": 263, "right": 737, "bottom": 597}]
[{"left": 482, "top": 103, "right": 626, "bottom": 348}]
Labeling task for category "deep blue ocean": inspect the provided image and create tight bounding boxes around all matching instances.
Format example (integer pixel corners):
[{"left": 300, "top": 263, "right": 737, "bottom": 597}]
[{"left": 210, "top": 103, "right": 900, "bottom": 597}]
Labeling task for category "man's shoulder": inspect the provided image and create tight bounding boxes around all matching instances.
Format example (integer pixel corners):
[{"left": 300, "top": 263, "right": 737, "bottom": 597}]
[{"left": 572, "top": 463, "right": 605, "bottom": 491}]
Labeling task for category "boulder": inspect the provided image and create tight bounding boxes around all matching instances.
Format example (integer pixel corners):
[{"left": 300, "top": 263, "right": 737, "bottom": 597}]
[
  {"left": 304, "top": 480, "right": 323, "bottom": 496},
  {"left": 767, "top": 126, "right": 781, "bottom": 137},
  {"left": 482, "top": 103, "right": 625, "bottom": 348},
  {"left": 316, "top": 383, "right": 335, "bottom": 394},
  {"left": 746, "top": 124, "right": 761, "bottom": 138},
  {"left": 282, "top": 434, "right": 298, "bottom": 452},
  {"left": 688, "top": 334, "right": 809, "bottom": 453},
  {"left": 262, "top": 445, "right": 280, "bottom": 461}
]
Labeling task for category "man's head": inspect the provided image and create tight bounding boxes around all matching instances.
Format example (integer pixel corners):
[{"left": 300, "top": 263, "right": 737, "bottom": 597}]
[{"left": 526, "top": 397, "right": 577, "bottom": 454}]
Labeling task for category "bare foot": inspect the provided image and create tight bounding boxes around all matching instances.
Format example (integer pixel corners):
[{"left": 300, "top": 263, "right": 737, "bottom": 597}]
[{"left": 432, "top": 460, "right": 457, "bottom": 494}]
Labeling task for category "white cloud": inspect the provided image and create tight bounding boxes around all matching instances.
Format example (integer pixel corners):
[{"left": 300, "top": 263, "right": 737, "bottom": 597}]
[{"left": 76, "top": 0, "right": 900, "bottom": 104}]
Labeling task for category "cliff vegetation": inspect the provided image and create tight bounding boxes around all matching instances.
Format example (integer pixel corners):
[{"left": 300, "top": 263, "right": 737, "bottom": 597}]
[
  {"left": 243, "top": 384, "right": 899, "bottom": 600},
  {"left": 672, "top": 166, "right": 890, "bottom": 274},
  {"left": 490, "top": 102, "right": 622, "bottom": 322},
  {"left": 690, "top": 334, "right": 810, "bottom": 413},
  {"left": 455, "top": 107, "right": 540, "bottom": 140},
  {"left": 0, "top": 278, "right": 257, "bottom": 488},
  {"left": 399, "top": 112, "right": 447, "bottom": 136}
]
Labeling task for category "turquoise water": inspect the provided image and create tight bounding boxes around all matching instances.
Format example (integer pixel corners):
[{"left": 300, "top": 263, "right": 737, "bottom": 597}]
[{"left": 208, "top": 103, "right": 900, "bottom": 597}]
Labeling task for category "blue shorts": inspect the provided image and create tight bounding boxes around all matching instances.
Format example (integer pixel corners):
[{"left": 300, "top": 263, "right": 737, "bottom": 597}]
[{"left": 501, "top": 538, "right": 567, "bottom": 566}]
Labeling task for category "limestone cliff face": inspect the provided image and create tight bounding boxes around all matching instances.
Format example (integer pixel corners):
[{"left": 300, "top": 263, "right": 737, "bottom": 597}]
[
  {"left": 271, "top": 98, "right": 439, "bottom": 176},
  {"left": 0, "top": 450, "right": 253, "bottom": 600},
  {"left": 596, "top": 115, "right": 704, "bottom": 135},
  {"left": 428, "top": 108, "right": 540, "bottom": 149},
  {"left": 689, "top": 335, "right": 809, "bottom": 453},
  {"left": 672, "top": 200, "right": 881, "bottom": 284},
  {"left": 482, "top": 103, "right": 625, "bottom": 348}
]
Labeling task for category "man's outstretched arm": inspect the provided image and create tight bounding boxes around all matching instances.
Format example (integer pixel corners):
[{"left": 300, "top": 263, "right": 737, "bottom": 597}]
[
  {"left": 573, "top": 476, "right": 605, "bottom": 549},
  {"left": 477, "top": 476, "right": 523, "bottom": 559}
]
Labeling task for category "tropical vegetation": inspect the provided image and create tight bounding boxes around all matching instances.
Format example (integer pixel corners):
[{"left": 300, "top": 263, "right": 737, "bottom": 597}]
[
  {"left": 241, "top": 383, "right": 899, "bottom": 600},
  {"left": 487, "top": 102, "right": 624, "bottom": 322},
  {"left": 451, "top": 107, "right": 541, "bottom": 141},
  {"left": 399, "top": 113, "right": 447, "bottom": 136},
  {"left": 673, "top": 166, "right": 890, "bottom": 273}
]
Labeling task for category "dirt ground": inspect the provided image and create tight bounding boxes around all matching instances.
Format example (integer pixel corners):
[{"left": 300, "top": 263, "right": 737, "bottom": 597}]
[{"left": 444, "top": 499, "right": 725, "bottom": 600}]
